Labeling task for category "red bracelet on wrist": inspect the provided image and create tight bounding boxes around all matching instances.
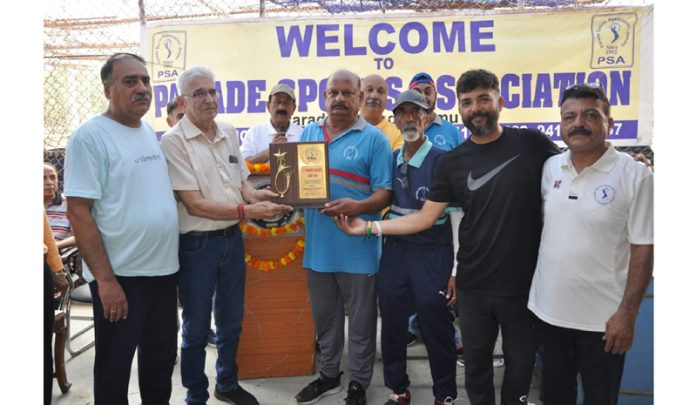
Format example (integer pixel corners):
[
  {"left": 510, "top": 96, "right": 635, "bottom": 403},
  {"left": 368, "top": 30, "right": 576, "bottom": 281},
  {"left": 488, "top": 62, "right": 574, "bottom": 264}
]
[{"left": 236, "top": 204, "right": 245, "bottom": 220}]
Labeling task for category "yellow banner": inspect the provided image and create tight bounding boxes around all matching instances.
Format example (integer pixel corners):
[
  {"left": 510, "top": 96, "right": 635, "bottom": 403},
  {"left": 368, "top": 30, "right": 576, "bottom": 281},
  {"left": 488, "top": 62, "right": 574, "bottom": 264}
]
[{"left": 144, "top": 6, "right": 653, "bottom": 145}]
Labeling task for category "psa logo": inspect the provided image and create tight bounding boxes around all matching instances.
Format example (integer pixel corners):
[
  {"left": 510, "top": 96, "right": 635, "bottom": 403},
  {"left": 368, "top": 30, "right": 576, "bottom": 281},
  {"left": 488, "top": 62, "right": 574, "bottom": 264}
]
[
  {"left": 591, "top": 13, "right": 637, "bottom": 69},
  {"left": 151, "top": 31, "right": 187, "bottom": 83}
]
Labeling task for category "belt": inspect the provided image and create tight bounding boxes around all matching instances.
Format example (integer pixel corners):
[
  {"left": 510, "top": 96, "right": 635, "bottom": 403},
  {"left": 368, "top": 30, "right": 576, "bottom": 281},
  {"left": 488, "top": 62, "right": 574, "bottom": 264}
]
[{"left": 184, "top": 224, "right": 239, "bottom": 238}]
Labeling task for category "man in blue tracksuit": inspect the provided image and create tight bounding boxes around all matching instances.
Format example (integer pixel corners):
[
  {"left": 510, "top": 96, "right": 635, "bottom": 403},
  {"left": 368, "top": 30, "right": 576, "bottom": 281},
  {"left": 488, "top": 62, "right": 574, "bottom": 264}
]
[{"left": 378, "top": 90, "right": 458, "bottom": 405}]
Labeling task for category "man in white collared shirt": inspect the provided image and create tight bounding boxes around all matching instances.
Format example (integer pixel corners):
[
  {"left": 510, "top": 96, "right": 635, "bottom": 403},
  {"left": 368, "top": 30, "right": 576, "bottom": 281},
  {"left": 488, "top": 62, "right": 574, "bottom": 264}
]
[
  {"left": 160, "top": 66, "right": 292, "bottom": 405},
  {"left": 528, "top": 83, "right": 653, "bottom": 405},
  {"left": 240, "top": 83, "right": 303, "bottom": 163}
]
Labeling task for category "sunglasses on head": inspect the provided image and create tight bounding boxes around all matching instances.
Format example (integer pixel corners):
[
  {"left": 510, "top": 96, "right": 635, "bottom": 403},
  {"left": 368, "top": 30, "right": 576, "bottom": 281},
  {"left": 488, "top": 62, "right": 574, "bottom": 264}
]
[{"left": 561, "top": 82, "right": 609, "bottom": 105}]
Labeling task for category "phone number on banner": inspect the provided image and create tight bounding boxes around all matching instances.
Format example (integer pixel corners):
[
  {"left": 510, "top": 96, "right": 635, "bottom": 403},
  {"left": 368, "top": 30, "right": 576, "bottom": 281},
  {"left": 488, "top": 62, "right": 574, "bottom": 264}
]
[{"left": 457, "top": 120, "right": 637, "bottom": 141}]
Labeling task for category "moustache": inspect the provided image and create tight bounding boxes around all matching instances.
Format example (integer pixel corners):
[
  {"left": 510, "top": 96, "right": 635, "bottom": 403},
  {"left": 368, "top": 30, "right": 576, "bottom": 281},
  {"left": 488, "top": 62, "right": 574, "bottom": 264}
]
[
  {"left": 365, "top": 98, "right": 380, "bottom": 107},
  {"left": 568, "top": 127, "right": 592, "bottom": 137},
  {"left": 132, "top": 93, "right": 150, "bottom": 102},
  {"left": 275, "top": 109, "right": 288, "bottom": 116},
  {"left": 402, "top": 125, "right": 418, "bottom": 132},
  {"left": 331, "top": 102, "right": 348, "bottom": 110},
  {"left": 468, "top": 111, "right": 489, "bottom": 120}
]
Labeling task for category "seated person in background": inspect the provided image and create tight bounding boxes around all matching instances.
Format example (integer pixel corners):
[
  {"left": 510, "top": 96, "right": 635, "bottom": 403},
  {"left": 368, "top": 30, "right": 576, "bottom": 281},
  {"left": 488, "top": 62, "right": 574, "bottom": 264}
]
[
  {"left": 240, "top": 83, "right": 303, "bottom": 163},
  {"left": 44, "top": 209, "right": 69, "bottom": 404},
  {"left": 44, "top": 162, "right": 75, "bottom": 249}
]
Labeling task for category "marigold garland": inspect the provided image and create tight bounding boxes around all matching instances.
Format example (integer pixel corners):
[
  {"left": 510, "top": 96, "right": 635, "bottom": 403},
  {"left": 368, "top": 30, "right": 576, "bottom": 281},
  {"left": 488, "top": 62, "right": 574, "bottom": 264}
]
[
  {"left": 245, "top": 160, "right": 271, "bottom": 174},
  {"left": 241, "top": 217, "right": 305, "bottom": 271},
  {"left": 239, "top": 216, "right": 304, "bottom": 238},
  {"left": 245, "top": 239, "right": 305, "bottom": 272}
]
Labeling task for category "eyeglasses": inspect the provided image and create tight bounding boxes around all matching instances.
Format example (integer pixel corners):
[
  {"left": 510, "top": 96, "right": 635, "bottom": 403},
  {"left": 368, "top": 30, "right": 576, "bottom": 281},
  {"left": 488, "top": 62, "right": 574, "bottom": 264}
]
[
  {"left": 396, "top": 162, "right": 409, "bottom": 191},
  {"left": 561, "top": 82, "right": 608, "bottom": 105},
  {"left": 184, "top": 88, "right": 218, "bottom": 100}
]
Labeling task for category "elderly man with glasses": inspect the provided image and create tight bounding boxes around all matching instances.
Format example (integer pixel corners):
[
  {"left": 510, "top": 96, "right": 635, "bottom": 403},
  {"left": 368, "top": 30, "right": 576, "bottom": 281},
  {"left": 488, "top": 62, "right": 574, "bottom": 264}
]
[
  {"left": 527, "top": 83, "right": 654, "bottom": 405},
  {"left": 160, "top": 66, "right": 292, "bottom": 405}
]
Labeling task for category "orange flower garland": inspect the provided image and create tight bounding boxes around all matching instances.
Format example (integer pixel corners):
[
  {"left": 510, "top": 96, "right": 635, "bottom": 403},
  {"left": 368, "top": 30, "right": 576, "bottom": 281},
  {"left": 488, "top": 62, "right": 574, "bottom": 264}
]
[
  {"left": 245, "top": 239, "right": 305, "bottom": 272},
  {"left": 239, "top": 216, "right": 304, "bottom": 238},
  {"left": 245, "top": 160, "right": 271, "bottom": 174},
  {"left": 241, "top": 216, "right": 305, "bottom": 271}
]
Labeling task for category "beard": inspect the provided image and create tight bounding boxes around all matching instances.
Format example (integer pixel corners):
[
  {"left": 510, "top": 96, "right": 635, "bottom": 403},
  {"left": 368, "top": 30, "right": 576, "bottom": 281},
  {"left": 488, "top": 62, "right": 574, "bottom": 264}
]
[
  {"left": 464, "top": 110, "right": 498, "bottom": 136},
  {"left": 402, "top": 127, "right": 420, "bottom": 142}
]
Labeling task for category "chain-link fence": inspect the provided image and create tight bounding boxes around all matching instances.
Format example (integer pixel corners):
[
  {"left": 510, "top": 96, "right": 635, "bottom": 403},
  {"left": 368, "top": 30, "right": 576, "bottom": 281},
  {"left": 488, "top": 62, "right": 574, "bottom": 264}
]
[{"left": 44, "top": 0, "right": 654, "bottom": 174}]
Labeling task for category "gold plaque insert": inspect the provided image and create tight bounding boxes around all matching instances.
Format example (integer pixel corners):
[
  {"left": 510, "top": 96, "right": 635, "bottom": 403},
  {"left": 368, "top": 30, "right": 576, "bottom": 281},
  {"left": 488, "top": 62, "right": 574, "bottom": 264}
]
[{"left": 298, "top": 144, "right": 327, "bottom": 200}]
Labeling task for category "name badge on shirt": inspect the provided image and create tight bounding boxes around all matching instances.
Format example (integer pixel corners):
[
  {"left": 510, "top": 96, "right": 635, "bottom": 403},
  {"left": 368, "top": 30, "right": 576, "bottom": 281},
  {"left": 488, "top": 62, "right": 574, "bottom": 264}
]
[{"left": 229, "top": 155, "right": 238, "bottom": 164}]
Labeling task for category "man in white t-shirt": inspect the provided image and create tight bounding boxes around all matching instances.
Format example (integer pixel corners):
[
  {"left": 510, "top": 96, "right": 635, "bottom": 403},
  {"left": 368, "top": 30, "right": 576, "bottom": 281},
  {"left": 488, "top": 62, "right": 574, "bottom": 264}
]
[
  {"left": 240, "top": 83, "right": 303, "bottom": 163},
  {"left": 527, "top": 83, "right": 653, "bottom": 405}
]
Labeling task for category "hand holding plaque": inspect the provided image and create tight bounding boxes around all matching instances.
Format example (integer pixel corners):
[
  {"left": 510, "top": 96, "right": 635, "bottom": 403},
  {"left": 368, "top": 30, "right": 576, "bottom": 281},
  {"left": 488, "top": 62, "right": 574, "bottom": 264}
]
[{"left": 269, "top": 141, "right": 330, "bottom": 208}]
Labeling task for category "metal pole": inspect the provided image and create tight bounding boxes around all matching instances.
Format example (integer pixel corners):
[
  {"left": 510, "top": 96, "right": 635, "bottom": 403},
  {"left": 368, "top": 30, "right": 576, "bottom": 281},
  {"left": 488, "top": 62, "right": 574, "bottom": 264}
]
[
  {"left": 138, "top": 0, "right": 146, "bottom": 25},
  {"left": 260, "top": 0, "right": 266, "bottom": 17}
]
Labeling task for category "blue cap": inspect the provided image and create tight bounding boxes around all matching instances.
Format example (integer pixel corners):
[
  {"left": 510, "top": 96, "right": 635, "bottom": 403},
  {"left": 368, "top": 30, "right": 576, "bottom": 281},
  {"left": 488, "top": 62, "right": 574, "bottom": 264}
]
[{"left": 409, "top": 72, "right": 435, "bottom": 89}]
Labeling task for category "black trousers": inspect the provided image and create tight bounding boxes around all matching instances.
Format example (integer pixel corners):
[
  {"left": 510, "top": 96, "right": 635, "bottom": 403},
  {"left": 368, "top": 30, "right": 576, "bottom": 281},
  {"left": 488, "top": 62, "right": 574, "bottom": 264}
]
[
  {"left": 90, "top": 273, "right": 178, "bottom": 405},
  {"left": 457, "top": 291, "right": 536, "bottom": 405},
  {"left": 536, "top": 318, "right": 626, "bottom": 405},
  {"left": 44, "top": 259, "right": 54, "bottom": 405}
]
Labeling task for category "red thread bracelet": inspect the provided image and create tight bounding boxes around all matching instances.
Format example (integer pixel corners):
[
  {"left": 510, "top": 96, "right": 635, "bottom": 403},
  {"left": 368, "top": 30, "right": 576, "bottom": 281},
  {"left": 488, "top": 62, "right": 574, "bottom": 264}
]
[{"left": 236, "top": 204, "right": 245, "bottom": 219}]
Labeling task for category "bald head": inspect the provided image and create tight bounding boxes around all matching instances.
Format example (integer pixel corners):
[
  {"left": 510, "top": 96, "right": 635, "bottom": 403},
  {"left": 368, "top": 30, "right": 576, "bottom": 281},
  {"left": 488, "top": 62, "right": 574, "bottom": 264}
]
[
  {"left": 360, "top": 74, "right": 388, "bottom": 125},
  {"left": 324, "top": 69, "right": 363, "bottom": 129},
  {"left": 362, "top": 74, "right": 387, "bottom": 89}
]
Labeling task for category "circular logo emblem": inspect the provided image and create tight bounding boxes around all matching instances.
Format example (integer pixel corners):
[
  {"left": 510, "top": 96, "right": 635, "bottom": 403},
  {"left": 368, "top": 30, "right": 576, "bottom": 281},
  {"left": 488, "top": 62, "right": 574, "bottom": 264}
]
[
  {"left": 154, "top": 33, "right": 183, "bottom": 68},
  {"left": 415, "top": 186, "right": 429, "bottom": 202},
  {"left": 434, "top": 134, "right": 446, "bottom": 146},
  {"left": 301, "top": 146, "right": 321, "bottom": 165},
  {"left": 343, "top": 146, "right": 358, "bottom": 160},
  {"left": 594, "top": 184, "right": 615, "bottom": 205}
]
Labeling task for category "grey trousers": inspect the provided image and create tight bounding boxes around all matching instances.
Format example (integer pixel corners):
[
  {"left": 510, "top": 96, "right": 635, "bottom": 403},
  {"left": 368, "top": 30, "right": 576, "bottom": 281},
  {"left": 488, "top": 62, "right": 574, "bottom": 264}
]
[{"left": 307, "top": 270, "right": 377, "bottom": 389}]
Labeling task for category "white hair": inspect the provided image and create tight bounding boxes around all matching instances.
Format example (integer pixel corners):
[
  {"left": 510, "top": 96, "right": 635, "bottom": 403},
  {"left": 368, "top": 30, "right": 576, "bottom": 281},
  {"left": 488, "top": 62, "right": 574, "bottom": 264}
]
[{"left": 178, "top": 66, "right": 215, "bottom": 95}]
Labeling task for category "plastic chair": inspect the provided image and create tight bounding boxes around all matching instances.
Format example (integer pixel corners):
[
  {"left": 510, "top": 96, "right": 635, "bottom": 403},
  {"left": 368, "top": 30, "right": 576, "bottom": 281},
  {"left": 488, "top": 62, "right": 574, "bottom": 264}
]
[{"left": 59, "top": 247, "right": 95, "bottom": 357}]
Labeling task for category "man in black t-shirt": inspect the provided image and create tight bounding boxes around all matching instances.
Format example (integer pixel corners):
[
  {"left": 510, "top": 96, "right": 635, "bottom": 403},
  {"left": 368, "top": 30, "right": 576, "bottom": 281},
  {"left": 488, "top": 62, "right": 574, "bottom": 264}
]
[{"left": 335, "top": 69, "right": 559, "bottom": 405}]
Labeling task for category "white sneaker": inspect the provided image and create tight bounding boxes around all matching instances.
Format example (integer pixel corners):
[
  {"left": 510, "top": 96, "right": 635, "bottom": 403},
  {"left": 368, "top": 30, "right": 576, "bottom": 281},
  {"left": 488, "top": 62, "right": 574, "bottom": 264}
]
[{"left": 493, "top": 358, "right": 505, "bottom": 368}]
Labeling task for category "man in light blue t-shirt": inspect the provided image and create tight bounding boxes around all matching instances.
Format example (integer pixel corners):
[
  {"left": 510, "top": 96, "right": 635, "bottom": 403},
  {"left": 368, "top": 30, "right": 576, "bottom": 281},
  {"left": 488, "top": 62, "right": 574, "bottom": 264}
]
[
  {"left": 294, "top": 70, "right": 393, "bottom": 405},
  {"left": 64, "top": 53, "right": 179, "bottom": 405}
]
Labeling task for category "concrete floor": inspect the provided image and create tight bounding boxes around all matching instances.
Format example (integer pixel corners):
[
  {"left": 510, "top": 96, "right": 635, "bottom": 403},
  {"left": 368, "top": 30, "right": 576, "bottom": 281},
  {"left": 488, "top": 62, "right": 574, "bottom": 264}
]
[{"left": 51, "top": 303, "right": 542, "bottom": 405}]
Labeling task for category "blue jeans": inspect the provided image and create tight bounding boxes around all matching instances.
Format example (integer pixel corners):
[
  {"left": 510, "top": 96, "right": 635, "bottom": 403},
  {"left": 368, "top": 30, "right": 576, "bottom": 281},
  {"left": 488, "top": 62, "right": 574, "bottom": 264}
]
[{"left": 178, "top": 226, "right": 246, "bottom": 405}]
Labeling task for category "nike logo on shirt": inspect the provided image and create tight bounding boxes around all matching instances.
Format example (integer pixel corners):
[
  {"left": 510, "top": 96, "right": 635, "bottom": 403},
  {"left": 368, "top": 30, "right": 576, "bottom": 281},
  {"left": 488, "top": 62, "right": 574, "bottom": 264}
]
[{"left": 466, "top": 154, "right": 520, "bottom": 191}]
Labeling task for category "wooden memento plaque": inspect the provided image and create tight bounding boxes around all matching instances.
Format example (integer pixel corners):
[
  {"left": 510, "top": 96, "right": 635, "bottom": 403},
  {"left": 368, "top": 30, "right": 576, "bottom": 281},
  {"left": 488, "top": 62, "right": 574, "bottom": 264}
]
[{"left": 269, "top": 141, "right": 330, "bottom": 208}]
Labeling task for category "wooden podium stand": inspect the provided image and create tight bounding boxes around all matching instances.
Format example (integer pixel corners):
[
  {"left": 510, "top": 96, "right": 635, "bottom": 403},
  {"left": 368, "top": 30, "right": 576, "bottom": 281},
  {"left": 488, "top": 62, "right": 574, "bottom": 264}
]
[{"left": 237, "top": 174, "right": 316, "bottom": 379}]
